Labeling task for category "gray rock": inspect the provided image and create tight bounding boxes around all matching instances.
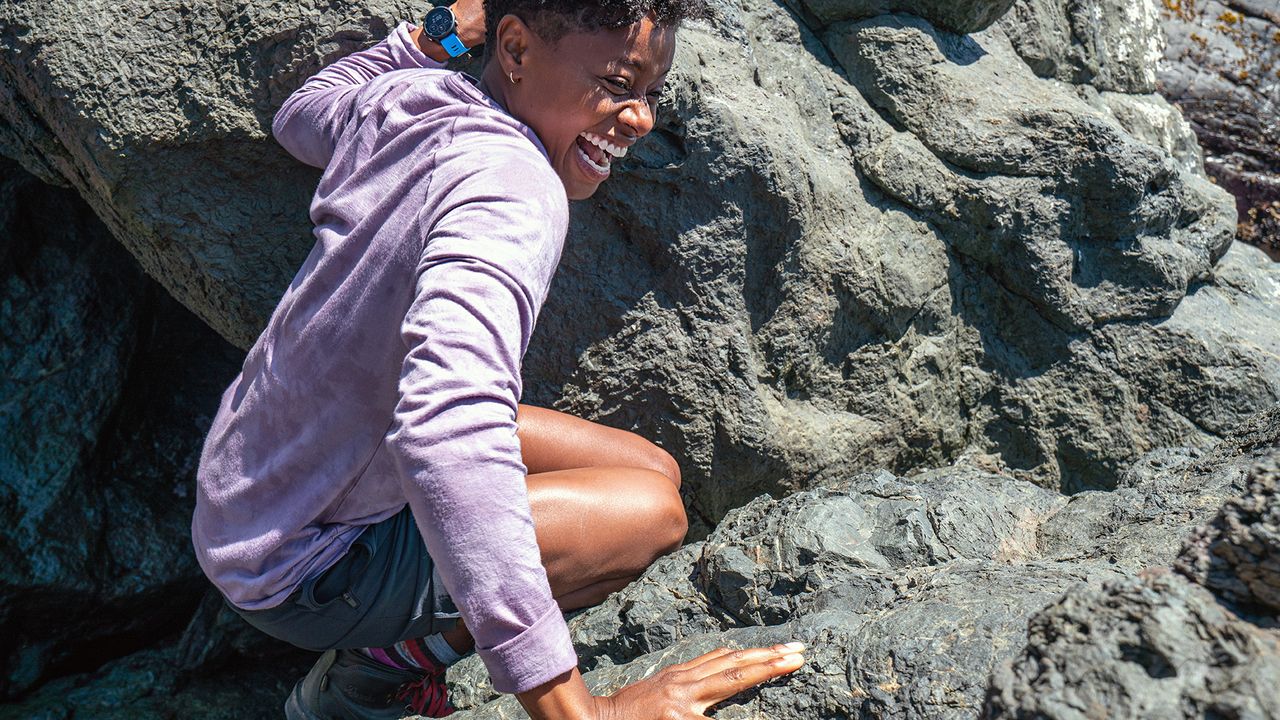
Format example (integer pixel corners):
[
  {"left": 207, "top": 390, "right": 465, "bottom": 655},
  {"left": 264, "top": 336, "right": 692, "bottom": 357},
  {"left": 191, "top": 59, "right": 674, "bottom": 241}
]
[
  {"left": 447, "top": 468, "right": 1121, "bottom": 718},
  {"left": 1039, "top": 404, "right": 1280, "bottom": 572},
  {"left": 1092, "top": 91, "right": 1205, "bottom": 175},
  {"left": 827, "top": 14, "right": 1232, "bottom": 331},
  {"left": 985, "top": 573, "right": 1280, "bottom": 719},
  {"left": 0, "top": 160, "right": 246, "bottom": 697},
  {"left": 1177, "top": 456, "right": 1280, "bottom": 616},
  {"left": 1158, "top": 0, "right": 1280, "bottom": 257},
  {"left": 2, "top": 0, "right": 1274, "bottom": 520},
  {"left": 786, "top": 0, "right": 1017, "bottom": 33},
  {"left": 1000, "top": 0, "right": 1167, "bottom": 92}
]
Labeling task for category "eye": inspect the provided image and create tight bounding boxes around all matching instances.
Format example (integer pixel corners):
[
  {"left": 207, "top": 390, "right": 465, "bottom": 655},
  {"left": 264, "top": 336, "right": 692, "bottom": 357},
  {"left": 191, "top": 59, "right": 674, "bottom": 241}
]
[{"left": 602, "top": 76, "right": 632, "bottom": 95}]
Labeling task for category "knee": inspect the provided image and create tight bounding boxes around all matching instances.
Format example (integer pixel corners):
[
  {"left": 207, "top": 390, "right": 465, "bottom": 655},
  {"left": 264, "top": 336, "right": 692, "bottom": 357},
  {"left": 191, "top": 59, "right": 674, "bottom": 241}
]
[
  {"left": 648, "top": 476, "right": 688, "bottom": 556},
  {"left": 638, "top": 438, "right": 682, "bottom": 489}
]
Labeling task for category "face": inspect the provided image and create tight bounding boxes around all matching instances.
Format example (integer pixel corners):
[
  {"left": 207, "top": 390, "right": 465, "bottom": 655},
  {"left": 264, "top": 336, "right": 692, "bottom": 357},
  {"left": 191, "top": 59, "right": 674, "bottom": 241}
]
[{"left": 494, "top": 15, "right": 677, "bottom": 200}]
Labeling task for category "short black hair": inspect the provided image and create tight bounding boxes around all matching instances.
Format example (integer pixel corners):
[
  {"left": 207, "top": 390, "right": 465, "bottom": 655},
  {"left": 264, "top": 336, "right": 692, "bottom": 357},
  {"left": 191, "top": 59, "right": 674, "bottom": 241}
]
[{"left": 481, "top": 0, "right": 708, "bottom": 61}]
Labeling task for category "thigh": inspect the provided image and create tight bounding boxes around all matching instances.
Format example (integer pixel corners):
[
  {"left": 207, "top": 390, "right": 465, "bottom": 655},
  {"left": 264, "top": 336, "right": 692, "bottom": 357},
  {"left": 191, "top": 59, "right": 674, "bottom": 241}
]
[
  {"left": 516, "top": 404, "right": 680, "bottom": 486},
  {"left": 527, "top": 466, "right": 686, "bottom": 601}
]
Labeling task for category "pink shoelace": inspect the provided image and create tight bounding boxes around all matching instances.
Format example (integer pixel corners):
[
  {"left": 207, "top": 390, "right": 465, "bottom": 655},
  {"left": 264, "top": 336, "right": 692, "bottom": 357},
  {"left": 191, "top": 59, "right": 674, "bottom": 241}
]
[{"left": 395, "top": 666, "right": 454, "bottom": 717}]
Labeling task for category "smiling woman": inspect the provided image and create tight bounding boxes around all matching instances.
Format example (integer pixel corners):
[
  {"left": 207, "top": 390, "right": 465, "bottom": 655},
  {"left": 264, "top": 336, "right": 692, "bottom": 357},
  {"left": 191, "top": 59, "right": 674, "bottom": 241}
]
[
  {"left": 190, "top": 0, "right": 805, "bottom": 718},
  {"left": 470, "top": 1, "right": 680, "bottom": 199}
]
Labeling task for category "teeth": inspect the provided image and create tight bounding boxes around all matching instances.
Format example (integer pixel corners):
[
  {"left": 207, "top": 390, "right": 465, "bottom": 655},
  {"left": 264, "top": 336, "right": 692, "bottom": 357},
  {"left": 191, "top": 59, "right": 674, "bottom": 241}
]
[
  {"left": 576, "top": 143, "right": 610, "bottom": 174},
  {"left": 580, "top": 132, "right": 627, "bottom": 159}
]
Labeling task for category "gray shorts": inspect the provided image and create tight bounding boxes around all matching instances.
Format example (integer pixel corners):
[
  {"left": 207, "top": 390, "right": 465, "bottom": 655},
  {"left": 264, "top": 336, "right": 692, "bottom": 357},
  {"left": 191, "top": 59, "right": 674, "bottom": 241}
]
[{"left": 230, "top": 505, "right": 461, "bottom": 650}]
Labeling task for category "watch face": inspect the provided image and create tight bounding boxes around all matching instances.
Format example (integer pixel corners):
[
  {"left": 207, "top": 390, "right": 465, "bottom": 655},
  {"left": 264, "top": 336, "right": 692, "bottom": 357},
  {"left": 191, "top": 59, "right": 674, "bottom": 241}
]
[{"left": 423, "top": 7, "right": 455, "bottom": 38}]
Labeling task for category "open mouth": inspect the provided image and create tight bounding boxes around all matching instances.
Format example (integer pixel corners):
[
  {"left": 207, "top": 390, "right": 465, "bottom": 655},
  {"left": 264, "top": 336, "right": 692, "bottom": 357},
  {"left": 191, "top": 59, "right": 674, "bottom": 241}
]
[{"left": 575, "top": 131, "right": 627, "bottom": 178}]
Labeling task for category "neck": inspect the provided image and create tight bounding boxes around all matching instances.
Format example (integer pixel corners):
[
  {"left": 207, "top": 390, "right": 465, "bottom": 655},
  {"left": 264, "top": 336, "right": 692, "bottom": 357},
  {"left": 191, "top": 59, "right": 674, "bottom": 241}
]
[{"left": 477, "top": 63, "right": 514, "bottom": 115}]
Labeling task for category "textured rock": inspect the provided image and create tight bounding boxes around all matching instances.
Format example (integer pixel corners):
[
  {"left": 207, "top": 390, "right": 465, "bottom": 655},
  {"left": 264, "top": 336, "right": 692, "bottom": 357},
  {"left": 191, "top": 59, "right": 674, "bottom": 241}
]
[
  {"left": 1158, "top": 0, "right": 1280, "bottom": 257},
  {"left": 0, "top": 161, "right": 246, "bottom": 698},
  {"left": 1001, "top": 0, "right": 1166, "bottom": 91},
  {"left": 985, "top": 573, "right": 1280, "bottom": 719},
  {"left": 446, "top": 467, "right": 1123, "bottom": 718},
  {"left": 786, "top": 0, "right": 1017, "bottom": 33},
  {"left": 444, "top": 409, "right": 1280, "bottom": 720},
  {"left": 1039, "top": 405, "right": 1280, "bottom": 571},
  {"left": 1177, "top": 457, "right": 1280, "bottom": 615},
  {"left": 828, "top": 14, "right": 1230, "bottom": 330},
  {"left": 2, "top": 0, "right": 1274, "bottom": 524},
  {"left": 1092, "top": 91, "right": 1205, "bottom": 175}
]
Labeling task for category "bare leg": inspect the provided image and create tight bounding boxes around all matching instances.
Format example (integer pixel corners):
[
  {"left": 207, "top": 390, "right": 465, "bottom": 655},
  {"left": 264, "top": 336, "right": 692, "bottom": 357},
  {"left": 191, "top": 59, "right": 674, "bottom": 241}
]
[{"left": 440, "top": 405, "right": 687, "bottom": 655}]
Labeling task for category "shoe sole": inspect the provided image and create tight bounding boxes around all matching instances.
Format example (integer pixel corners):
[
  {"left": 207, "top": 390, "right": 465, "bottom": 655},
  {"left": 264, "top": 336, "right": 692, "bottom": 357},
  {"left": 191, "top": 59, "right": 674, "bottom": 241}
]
[{"left": 284, "top": 679, "right": 323, "bottom": 720}]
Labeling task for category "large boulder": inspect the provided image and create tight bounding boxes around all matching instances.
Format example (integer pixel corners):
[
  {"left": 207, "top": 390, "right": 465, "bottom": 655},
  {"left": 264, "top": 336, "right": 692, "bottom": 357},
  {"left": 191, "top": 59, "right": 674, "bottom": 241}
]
[
  {"left": 1, "top": 0, "right": 1273, "bottom": 526},
  {"left": 1158, "top": 0, "right": 1280, "bottom": 257}
]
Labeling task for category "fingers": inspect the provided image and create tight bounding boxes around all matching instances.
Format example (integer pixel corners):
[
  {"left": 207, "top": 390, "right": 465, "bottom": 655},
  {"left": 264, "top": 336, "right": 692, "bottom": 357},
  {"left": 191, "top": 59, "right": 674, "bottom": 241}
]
[
  {"left": 689, "top": 643, "right": 805, "bottom": 709},
  {"left": 663, "top": 646, "right": 738, "bottom": 674},
  {"left": 690, "top": 643, "right": 804, "bottom": 679}
]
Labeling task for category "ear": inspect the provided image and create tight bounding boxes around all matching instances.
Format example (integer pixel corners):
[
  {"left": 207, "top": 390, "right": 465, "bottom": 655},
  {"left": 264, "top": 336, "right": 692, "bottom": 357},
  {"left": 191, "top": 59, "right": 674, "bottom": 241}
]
[{"left": 495, "top": 13, "right": 532, "bottom": 78}]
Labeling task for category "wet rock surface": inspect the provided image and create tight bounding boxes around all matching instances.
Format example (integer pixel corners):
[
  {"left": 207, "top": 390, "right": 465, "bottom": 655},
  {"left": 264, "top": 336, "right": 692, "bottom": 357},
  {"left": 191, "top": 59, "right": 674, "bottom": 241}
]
[{"left": 1158, "top": 0, "right": 1280, "bottom": 257}]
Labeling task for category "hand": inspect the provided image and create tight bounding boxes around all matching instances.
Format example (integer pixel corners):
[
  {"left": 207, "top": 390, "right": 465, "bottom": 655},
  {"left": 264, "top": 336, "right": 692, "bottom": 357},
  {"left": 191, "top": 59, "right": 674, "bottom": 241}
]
[
  {"left": 449, "top": 0, "right": 486, "bottom": 50},
  {"left": 592, "top": 642, "right": 807, "bottom": 719}
]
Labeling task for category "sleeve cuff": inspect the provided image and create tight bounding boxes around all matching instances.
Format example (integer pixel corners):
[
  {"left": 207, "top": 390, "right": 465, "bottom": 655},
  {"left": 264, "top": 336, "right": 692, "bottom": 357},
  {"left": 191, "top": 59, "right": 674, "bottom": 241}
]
[
  {"left": 478, "top": 605, "right": 579, "bottom": 694},
  {"left": 394, "top": 21, "right": 447, "bottom": 69}
]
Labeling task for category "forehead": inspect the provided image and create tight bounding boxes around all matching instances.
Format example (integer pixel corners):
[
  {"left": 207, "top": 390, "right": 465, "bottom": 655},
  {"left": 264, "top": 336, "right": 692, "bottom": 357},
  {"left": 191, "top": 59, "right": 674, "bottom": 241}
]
[{"left": 560, "top": 17, "right": 678, "bottom": 76}]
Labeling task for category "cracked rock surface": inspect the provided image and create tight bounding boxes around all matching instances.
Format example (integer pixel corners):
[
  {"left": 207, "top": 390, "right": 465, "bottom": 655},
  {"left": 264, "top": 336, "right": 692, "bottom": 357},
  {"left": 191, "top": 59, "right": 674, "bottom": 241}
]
[{"left": 445, "top": 408, "right": 1279, "bottom": 720}]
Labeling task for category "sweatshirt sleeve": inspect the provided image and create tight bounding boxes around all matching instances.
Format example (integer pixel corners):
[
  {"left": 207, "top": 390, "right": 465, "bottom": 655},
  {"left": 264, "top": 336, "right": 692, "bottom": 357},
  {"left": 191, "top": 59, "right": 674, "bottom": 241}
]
[
  {"left": 385, "top": 149, "right": 576, "bottom": 695},
  {"left": 272, "top": 21, "right": 444, "bottom": 168}
]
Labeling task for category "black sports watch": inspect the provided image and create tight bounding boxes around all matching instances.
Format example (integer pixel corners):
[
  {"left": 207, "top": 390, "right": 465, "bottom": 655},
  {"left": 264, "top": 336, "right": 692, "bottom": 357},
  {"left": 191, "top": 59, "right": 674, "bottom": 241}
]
[{"left": 422, "top": 4, "right": 469, "bottom": 58}]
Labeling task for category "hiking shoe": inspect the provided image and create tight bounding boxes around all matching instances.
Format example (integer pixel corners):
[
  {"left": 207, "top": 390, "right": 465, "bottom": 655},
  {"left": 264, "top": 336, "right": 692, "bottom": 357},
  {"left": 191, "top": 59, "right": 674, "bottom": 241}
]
[{"left": 284, "top": 649, "right": 454, "bottom": 719}]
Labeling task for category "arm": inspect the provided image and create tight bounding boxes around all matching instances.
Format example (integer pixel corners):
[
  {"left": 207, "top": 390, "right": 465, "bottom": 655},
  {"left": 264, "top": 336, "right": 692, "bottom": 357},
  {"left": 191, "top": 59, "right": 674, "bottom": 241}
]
[
  {"left": 271, "top": 0, "right": 485, "bottom": 168},
  {"left": 388, "top": 153, "right": 576, "bottom": 694}
]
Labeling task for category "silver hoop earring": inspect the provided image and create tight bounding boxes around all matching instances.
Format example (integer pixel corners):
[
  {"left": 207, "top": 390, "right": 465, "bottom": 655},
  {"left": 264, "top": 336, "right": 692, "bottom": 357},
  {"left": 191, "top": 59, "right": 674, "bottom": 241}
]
[{"left": 508, "top": 71, "right": 518, "bottom": 84}]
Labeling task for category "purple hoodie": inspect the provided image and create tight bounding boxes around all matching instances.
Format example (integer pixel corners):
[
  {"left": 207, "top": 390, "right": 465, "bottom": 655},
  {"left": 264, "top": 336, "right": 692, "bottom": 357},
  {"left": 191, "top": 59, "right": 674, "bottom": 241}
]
[{"left": 192, "top": 21, "right": 576, "bottom": 694}]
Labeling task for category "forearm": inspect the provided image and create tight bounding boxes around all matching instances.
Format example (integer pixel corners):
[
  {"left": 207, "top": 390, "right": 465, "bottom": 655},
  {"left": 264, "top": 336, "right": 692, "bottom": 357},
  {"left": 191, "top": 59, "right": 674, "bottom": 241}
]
[{"left": 516, "top": 669, "right": 600, "bottom": 720}]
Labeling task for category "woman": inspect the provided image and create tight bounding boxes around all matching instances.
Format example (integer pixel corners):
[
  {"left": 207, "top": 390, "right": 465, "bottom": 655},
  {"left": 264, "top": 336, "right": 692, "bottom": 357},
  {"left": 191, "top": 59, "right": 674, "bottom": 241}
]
[{"left": 192, "top": 0, "right": 806, "bottom": 717}]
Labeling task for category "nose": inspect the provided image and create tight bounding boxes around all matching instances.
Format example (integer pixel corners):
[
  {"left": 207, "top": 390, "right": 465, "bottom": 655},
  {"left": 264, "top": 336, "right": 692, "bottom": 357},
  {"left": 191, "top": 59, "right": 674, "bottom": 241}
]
[{"left": 618, "top": 97, "right": 656, "bottom": 139}]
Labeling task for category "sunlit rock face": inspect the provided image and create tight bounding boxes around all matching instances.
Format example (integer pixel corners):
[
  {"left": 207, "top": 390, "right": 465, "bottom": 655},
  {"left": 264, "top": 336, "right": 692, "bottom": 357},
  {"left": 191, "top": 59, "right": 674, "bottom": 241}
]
[{"left": 0, "top": 0, "right": 1272, "bottom": 525}]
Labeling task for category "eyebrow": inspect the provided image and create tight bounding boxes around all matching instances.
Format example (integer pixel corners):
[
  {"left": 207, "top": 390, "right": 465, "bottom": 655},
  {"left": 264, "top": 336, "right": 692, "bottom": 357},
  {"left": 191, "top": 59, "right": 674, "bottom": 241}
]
[{"left": 616, "top": 57, "right": 669, "bottom": 84}]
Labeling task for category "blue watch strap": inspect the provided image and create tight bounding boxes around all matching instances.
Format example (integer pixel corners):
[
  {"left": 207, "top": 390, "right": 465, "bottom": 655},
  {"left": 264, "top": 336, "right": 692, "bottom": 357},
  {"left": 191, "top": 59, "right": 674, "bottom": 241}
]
[{"left": 441, "top": 33, "right": 468, "bottom": 57}]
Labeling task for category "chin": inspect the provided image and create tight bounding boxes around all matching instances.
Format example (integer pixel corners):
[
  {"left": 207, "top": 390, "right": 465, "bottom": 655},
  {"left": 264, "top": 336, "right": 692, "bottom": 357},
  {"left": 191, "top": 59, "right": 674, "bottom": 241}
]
[{"left": 566, "top": 181, "right": 602, "bottom": 201}]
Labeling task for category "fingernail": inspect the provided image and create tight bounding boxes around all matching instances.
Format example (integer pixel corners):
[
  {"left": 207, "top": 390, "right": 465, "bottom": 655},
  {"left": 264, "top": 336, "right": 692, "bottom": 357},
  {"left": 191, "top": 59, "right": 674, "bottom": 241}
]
[
  {"left": 780, "top": 641, "right": 805, "bottom": 652},
  {"left": 781, "top": 653, "right": 805, "bottom": 665}
]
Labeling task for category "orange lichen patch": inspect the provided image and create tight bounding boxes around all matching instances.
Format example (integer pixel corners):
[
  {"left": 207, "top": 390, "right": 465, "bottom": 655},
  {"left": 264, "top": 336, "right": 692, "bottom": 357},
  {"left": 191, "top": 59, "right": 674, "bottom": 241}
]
[
  {"left": 1162, "top": 0, "right": 1200, "bottom": 21},
  {"left": 1218, "top": 10, "right": 1244, "bottom": 25}
]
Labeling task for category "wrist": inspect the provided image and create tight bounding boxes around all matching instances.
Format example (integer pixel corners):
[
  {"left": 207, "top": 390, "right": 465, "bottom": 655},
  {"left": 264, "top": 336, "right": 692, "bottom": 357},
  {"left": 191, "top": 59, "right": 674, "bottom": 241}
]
[
  {"left": 411, "top": 26, "right": 452, "bottom": 63},
  {"left": 515, "top": 668, "right": 601, "bottom": 720}
]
